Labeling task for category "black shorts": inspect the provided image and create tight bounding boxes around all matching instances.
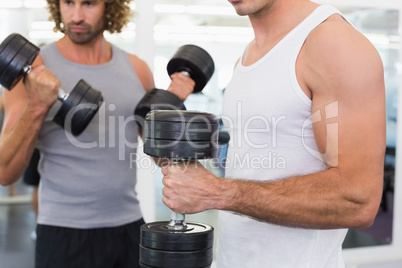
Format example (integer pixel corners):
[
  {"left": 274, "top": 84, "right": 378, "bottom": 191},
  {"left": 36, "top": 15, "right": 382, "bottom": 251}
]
[
  {"left": 35, "top": 218, "right": 145, "bottom": 268},
  {"left": 23, "top": 148, "right": 40, "bottom": 186}
]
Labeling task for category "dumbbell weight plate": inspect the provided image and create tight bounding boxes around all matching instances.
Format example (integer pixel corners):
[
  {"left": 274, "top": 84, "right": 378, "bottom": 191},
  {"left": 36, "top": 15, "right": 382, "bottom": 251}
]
[
  {"left": 0, "top": 34, "right": 38, "bottom": 89},
  {"left": 144, "top": 112, "right": 219, "bottom": 158},
  {"left": 145, "top": 129, "right": 230, "bottom": 145},
  {"left": 139, "top": 245, "right": 213, "bottom": 268},
  {"left": 0, "top": 34, "right": 15, "bottom": 54},
  {"left": 0, "top": 34, "right": 27, "bottom": 76},
  {"left": 167, "top": 45, "right": 215, "bottom": 93},
  {"left": 53, "top": 80, "right": 88, "bottom": 131},
  {"left": 144, "top": 119, "right": 219, "bottom": 141},
  {"left": 144, "top": 120, "right": 218, "bottom": 133},
  {"left": 6, "top": 42, "right": 39, "bottom": 90},
  {"left": 146, "top": 110, "right": 219, "bottom": 125},
  {"left": 134, "top": 88, "right": 186, "bottom": 122},
  {"left": 53, "top": 79, "right": 103, "bottom": 136},
  {"left": 0, "top": 35, "right": 22, "bottom": 75},
  {"left": 144, "top": 129, "right": 218, "bottom": 141},
  {"left": 69, "top": 82, "right": 103, "bottom": 136},
  {"left": 141, "top": 221, "right": 214, "bottom": 251},
  {"left": 0, "top": 33, "right": 39, "bottom": 90},
  {"left": 144, "top": 139, "right": 218, "bottom": 159}
]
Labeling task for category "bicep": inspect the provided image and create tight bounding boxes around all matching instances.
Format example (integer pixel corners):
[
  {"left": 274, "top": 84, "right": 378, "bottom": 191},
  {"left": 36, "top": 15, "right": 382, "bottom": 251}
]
[
  {"left": 2, "top": 81, "right": 28, "bottom": 134},
  {"left": 306, "top": 21, "right": 385, "bottom": 195},
  {"left": 1, "top": 56, "right": 45, "bottom": 133}
]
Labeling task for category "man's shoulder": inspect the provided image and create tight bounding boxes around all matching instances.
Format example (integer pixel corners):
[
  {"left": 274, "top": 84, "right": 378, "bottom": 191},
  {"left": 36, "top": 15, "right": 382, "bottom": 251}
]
[
  {"left": 307, "top": 14, "right": 360, "bottom": 50},
  {"left": 304, "top": 14, "right": 379, "bottom": 71},
  {"left": 299, "top": 13, "right": 383, "bottom": 97}
]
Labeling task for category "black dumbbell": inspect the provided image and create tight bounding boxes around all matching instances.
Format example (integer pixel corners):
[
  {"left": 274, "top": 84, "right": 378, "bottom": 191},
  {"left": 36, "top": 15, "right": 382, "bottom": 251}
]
[
  {"left": 140, "top": 221, "right": 214, "bottom": 268},
  {"left": 0, "top": 33, "right": 103, "bottom": 136},
  {"left": 140, "top": 110, "right": 221, "bottom": 268},
  {"left": 167, "top": 44, "right": 215, "bottom": 93},
  {"left": 134, "top": 44, "right": 215, "bottom": 122}
]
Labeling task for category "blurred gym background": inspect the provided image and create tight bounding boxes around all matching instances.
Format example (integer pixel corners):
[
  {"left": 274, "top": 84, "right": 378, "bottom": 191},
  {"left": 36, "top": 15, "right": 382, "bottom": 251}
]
[{"left": 0, "top": 0, "right": 401, "bottom": 267}]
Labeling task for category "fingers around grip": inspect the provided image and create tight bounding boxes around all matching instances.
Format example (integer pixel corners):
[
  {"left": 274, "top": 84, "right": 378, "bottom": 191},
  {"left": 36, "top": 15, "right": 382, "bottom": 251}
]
[
  {"left": 0, "top": 33, "right": 39, "bottom": 90},
  {"left": 167, "top": 72, "right": 195, "bottom": 101},
  {"left": 167, "top": 45, "right": 215, "bottom": 93}
]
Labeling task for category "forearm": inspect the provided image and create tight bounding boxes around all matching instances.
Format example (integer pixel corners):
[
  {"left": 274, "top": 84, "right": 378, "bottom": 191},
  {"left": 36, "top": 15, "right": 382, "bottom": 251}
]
[
  {"left": 0, "top": 106, "right": 46, "bottom": 185},
  {"left": 220, "top": 168, "right": 382, "bottom": 230}
]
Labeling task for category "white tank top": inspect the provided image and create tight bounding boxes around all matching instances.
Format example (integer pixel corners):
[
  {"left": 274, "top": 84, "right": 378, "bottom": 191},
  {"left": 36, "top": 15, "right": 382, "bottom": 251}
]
[{"left": 219, "top": 5, "right": 347, "bottom": 268}]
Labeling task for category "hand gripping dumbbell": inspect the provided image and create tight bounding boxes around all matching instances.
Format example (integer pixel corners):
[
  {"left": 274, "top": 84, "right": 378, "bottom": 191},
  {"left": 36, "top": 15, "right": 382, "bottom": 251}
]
[
  {"left": 0, "top": 33, "right": 103, "bottom": 136},
  {"left": 134, "top": 44, "right": 215, "bottom": 124},
  {"left": 140, "top": 110, "right": 221, "bottom": 268}
]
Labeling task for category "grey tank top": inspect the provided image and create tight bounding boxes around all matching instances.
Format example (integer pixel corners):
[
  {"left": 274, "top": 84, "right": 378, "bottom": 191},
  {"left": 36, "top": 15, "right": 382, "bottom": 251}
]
[{"left": 37, "top": 43, "right": 145, "bottom": 228}]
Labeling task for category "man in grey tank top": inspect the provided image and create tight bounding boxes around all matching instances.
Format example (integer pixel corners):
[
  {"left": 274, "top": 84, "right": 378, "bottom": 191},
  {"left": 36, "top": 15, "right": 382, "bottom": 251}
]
[{"left": 1, "top": 0, "right": 194, "bottom": 267}]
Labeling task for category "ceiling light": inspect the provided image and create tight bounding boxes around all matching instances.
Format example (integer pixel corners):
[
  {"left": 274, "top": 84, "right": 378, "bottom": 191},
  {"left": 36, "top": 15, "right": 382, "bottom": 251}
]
[
  {"left": 154, "top": 4, "right": 186, "bottom": 14},
  {"left": 29, "top": 31, "right": 63, "bottom": 40},
  {"left": 0, "top": 0, "right": 23, "bottom": 8},
  {"left": 24, "top": 0, "right": 46, "bottom": 8},
  {"left": 31, "top": 21, "right": 54, "bottom": 30},
  {"left": 186, "top": 5, "right": 236, "bottom": 16}
]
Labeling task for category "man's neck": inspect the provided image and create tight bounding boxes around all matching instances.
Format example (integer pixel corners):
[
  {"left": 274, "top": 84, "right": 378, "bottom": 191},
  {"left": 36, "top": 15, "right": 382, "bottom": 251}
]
[
  {"left": 55, "top": 34, "right": 112, "bottom": 65},
  {"left": 250, "top": 0, "right": 318, "bottom": 47},
  {"left": 241, "top": 0, "right": 318, "bottom": 66}
]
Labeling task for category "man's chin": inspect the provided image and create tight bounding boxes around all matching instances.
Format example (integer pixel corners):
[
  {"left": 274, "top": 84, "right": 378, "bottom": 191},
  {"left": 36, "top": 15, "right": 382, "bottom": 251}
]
[{"left": 67, "top": 34, "right": 91, "bottom": 45}]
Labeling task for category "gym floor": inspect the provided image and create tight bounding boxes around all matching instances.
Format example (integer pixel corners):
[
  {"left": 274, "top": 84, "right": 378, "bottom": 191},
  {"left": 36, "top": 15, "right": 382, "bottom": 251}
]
[
  {"left": 0, "top": 180, "right": 395, "bottom": 268},
  {"left": 0, "top": 180, "right": 36, "bottom": 268}
]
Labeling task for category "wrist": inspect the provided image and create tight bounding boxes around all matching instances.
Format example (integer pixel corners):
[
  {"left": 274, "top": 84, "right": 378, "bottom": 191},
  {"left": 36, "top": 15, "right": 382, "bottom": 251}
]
[
  {"left": 166, "top": 87, "right": 188, "bottom": 101},
  {"left": 216, "top": 177, "right": 239, "bottom": 211},
  {"left": 24, "top": 101, "right": 50, "bottom": 122}
]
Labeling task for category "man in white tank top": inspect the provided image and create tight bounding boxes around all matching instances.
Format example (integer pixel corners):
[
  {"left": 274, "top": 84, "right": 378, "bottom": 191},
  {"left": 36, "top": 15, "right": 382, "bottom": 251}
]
[{"left": 161, "top": 0, "right": 386, "bottom": 267}]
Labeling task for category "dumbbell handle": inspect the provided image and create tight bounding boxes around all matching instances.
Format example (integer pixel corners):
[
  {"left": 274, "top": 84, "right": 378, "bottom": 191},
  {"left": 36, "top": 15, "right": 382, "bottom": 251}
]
[
  {"left": 23, "top": 65, "right": 32, "bottom": 74},
  {"left": 167, "top": 212, "right": 187, "bottom": 231},
  {"left": 181, "top": 70, "right": 190, "bottom": 77},
  {"left": 23, "top": 64, "right": 69, "bottom": 102},
  {"left": 58, "top": 89, "right": 69, "bottom": 101},
  {"left": 166, "top": 159, "right": 192, "bottom": 231}
]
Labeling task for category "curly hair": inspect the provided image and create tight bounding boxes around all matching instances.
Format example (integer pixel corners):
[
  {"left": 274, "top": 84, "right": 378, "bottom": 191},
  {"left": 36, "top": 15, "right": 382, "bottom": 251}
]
[{"left": 46, "top": 0, "right": 133, "bottom": 34}]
